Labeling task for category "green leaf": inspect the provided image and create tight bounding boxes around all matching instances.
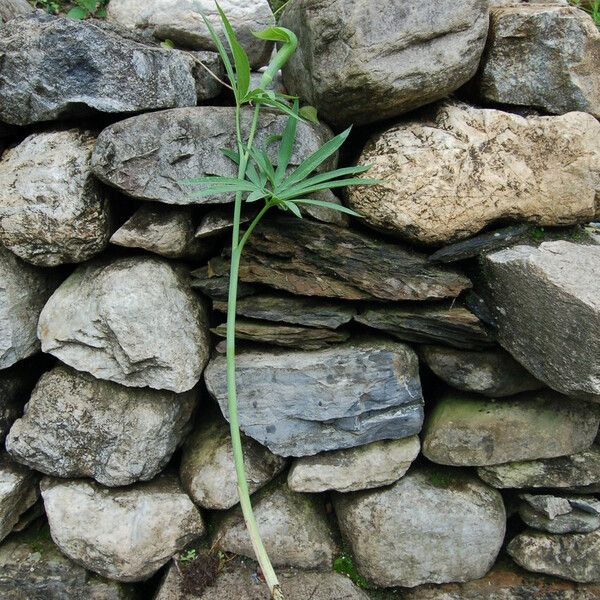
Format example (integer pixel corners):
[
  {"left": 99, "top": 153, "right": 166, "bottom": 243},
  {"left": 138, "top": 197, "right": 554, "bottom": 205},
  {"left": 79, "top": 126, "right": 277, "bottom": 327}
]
[
  {"left": 220, "top": 148, "right": 240, "bottom": 164},
  {"left": 67, "top": 6, "right": 88, "bottom": 19},
  {"left": 280, "top": 178, "right": 384, "bottom": 200},
  {"left": 182, "top": 176, "right": 256, "bottom": 187},
  {"left": 246, "top": 190, "right": 269, "bottom": 203},
  {"left": 277, "top": 165, "right": 371, "bottom": 197},
  {"left": 78, "top": 0, "right": 97, "bottom": 11},
  {"left": 284, "top": 201, "right": 302, "bottom": 218},
  {"left": 250, "top": 147, "right": 276, "bottom": 185},
  {"left": 160, "top": 39, "right": 176, "bottom": 50},
  {"left": 289, "top": 198, "right": 362, "bottom": 217},
  {"left": 275, "top": 98, "right": 299, "bottom": 185},
  {"left": 253, "top": 26, "right": 294, "bottom": 43},
  {"left": 95, "top": 6, "right": 107, "bottom": 17},
  {"left": 298, "top": 105, "right": 319, "bottom": 124}
]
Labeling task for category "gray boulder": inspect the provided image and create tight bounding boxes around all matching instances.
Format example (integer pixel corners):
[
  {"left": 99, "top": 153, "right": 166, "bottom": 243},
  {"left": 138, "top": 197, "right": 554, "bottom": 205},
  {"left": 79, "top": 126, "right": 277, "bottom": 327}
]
[
  {"left": 474, "top": 5, "right": 600, "bottom": 117},
  {"left": 108, "top": 0, "right": 275, "bottom": 69},
  {"left": 91, "top": 107, "right": 334, "bottom": 206},
  {"left": 478, "top": 241, "right": 600, "bottom": 402},
  {"left": 213, "top": 483, "right": 338, "bottom": 569},
  {"left": 38, "top": 256, "right": 210, "bottom": 393},
  {"left": 288, "top": 436, "right": 420, "bottom": 493},
  {"left": 0, "top": 0, "right": 32, "bottom": 23},
  {"left": 280, "top": 0, "right": 489, "bottom": 126},
  {"left": 0, "top": 129, "right": 111, "bottom": 266},
  {"left": 0, "top": 246, "right": 61, "bottom": 369},
  {"left": 0, "top": 14, "right": 221, "bottom": 125},
  {"left": 40, "top": 474, "right": 205, "bottom": 582},
  {"left": 204, "top": 340, "right": 424, "bottom": 457},
  {"left": 334, "top": 468, "right": 506, "bottom": 587},
  {"left": 6, "top": 365, "right": 197, "bottom": 487},
  {"left": 180, "top": 418, "right": 286, "bottom": 510}
]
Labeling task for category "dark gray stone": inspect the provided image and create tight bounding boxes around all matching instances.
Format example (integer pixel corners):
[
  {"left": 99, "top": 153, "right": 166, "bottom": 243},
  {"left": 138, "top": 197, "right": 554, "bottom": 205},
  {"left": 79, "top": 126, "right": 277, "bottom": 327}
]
[
  {"left": 518, "top": 494, "right": 600, "bottom": 534},
  {"left": 0, "top": 365, "right": 30, "bottom": 443}
]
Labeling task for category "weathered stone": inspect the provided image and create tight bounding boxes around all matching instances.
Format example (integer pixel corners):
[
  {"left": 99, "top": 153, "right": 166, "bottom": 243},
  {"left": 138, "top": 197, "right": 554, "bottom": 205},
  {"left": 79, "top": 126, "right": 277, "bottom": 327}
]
[
  {"left": 111, "top": 204, "right": 211, "bottom": 259},
  {"left": 420, "top": 346, "right": 543, "bottom": 397},
  {"left": 108, "top": 0, "right": 275, "bottom": 69},
  {"left": 508, "top": 529, "right": 600, "bottom": 583},
  {"left": 0, "top": 364, "right": 31, "bottom": 443},
  {"left": 92, "top": 107, "right": 334, "bottom": 206},
  {"left": 213, "top": 483, "right": 338, "bottom": 569},
  {"left": 0, "top": 246, "right": 60, "bottom": 369},
  {"left": 213, "top": 293, "right": 356, "bottom": 329},
  {"left": 474, "top": 5, "right": 600, "bottom": 117},
  {"left": 519, "top": 494, "right": 600, "bottom": 533},
  {"left": 423, "top": 391, "right": 599, "bottom": 467},
  {"left": 288, "top": 436, "right": 420, "bottom": 493},
  {"left": 0, "top": 0, "right": 32, "bottom": 23},
  {"left": 280, "top": 0, "right": 489, "bottom": 127},
  {"left": 191, "top": 260, "right": 258, "bottom": 300},
  {"left": 334, "top": 468, "right": 506, "bottom": 587},
  {"left": 346, "top": 103, "right": 600, "bottom": 245},
  {"left": 204, "top": 340, "right": 424, "bottom": 457},
  {"left": 0, "top": 523, "right": 137, "bottom": 600},
  {"left": 478, "top": 241, "right": 600, "bottom": 402},
  {"left": 0, "top": 455, "right": 38, "bottom": 543},
  {"left": 0, "top": 14, "right": 221, "bottom": 125},
  {"left": 6, "top": 365, "right": 197, "bottom": 487},
  {"left": 211, "top": 319, "right": 350, "bottom": 350},
  {"left": 38, "top": 256, "right": 210, "bottom": 393},
  {"left": 180, "top": 418, "right": 286, "bottom": 510},
  {"left": 41, "top": 474, "right": 205, "bottom": 582},
  {"left": 155, "top": 560, "right": 370, "bottom": 600},
  {"left": 477, "top": 445, "right": 600, "bottom": 489},
  {"left": 194, "top": 206, "right": 256, "bottom": 239},
  {"left": 355, "top": 303, "right": 493, "bottom": 349},
  {"left": 0, "top": 129, "right": 111, "bottom": 266}
]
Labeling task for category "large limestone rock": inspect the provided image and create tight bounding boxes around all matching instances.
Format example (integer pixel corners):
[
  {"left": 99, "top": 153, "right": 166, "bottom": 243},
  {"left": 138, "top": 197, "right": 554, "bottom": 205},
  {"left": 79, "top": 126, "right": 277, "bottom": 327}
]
[
  {"left": 334, "top": 468, "right": 506, "bottom": 587},
  {"left": 38, "top": 256, "right": 210, "bottom": 393},
  {"left": 475, "top": 5, "right": 600, "bottom": 117},
  {"left": 213, "top": 483, "right": 338, "bottom": 569},
  {"left": 0, "top": 524, "right": 137, "bottom": 600},
  {"left": 287, "top": 436, "right": 420, "bottom": 493},
  {"left": 423, "top": 391, "right": 599, "bottom": 466},
  {"left": 6, "top": 365, "right": 197, "bottom": 487},
  {"left": 92, "top": 107, "right": 334, "bottom": 206},
  {"left": 0, "top": 246, "right": 60, "bottom": 369},
  {"left": 420, "top": 346, "right": 543, "bottom": 397},
  {"left": 40, "top": 475, "right": 205, "bottom": 582},
  {"left": 0, "top": 14, "right": 221, "bottom": 125},
  {"left": 346, "top": 103, "right": 600, "bottom": 245},
  {"left": 108, "top": 0, "right": 275, "bottom": 69},
  {"left": 180, "top": 418, "right": 286, "bottom": 510},
  {"left": 204, "top": 340, "right": 424, "bottom": 457},
  {"left": 478, "top": 241, "right": 600, "bottom": 402},
  {"left": 0, "top": 130, "right": 111, "bottom": 266},
  {"left": 508, "top": 529, "right": 600, "bottom": 583},
  {"left": 279, "top": 0, "right": 489, "bottom": 126}
]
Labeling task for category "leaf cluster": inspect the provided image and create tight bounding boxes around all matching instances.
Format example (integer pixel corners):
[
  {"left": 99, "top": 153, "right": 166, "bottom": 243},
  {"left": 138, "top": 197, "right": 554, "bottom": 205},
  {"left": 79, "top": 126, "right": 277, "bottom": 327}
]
[{"left": 29, "top": 0, "right": 108, "bottom": 19}]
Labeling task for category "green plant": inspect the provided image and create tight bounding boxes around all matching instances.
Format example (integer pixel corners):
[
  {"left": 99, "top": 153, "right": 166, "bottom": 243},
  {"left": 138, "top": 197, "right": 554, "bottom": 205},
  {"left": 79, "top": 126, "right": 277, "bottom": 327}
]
[
  {"left": 333, "top": 554, "right": 369, "bottom": 588},
  {"left": 29, "top": 0, "right": 64, "bottom": 14},
  {"left": 179, "top": 548, "right": 198, "bottom": 564},
  {"left": 66, "top": 0, "right": 107, "bottom": 20},
  {"left": 185, "top": 5, "right": 379, "bottom": 599},
  {"left": 569, "top": 0, "right": 600, "bottom": 27}
]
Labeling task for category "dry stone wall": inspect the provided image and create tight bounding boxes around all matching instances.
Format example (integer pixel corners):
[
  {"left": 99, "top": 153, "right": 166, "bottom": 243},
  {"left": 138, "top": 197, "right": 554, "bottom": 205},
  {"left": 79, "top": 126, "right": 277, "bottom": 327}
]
[{"left": 0, "top": 1, "right": 599, "bottom": 599}]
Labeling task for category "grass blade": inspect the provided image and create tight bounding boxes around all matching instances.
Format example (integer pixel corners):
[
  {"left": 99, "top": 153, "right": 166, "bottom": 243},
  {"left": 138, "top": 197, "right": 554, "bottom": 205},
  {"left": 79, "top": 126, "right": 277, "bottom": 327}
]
[
  {"left": 277, "top": 165, "right": 371, "bottom": 197},
  {"left": 275, "top": 99, "right": 299, "bottom": 185},
  {"left": 279, "top": 177, "right": 383, "bottom": 200},
  {"left": 290, "top": 198, "right": 362, "bottom": 217}
]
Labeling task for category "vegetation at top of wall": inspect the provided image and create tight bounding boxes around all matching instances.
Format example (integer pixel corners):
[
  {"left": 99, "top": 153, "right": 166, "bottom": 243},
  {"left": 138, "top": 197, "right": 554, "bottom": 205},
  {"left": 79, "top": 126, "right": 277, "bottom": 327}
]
[
  {"left": 569, "top": 0, "right": 600, "bottom": 27},
  {"left": 29, "top": 0, "right": 108, "bottom": 19}
]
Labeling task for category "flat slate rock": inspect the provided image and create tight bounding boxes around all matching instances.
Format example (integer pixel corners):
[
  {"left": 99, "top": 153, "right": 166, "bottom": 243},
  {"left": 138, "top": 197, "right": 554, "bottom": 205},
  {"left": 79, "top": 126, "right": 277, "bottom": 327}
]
[
  {"left": 190, "top": 260, "right": 258, "bottom": 300},
  {"left": 204, "top": 340, "right": 424, "bottom": 457},
  {"left": 355, "top": 303, "right": 493, "bottom": 349}
]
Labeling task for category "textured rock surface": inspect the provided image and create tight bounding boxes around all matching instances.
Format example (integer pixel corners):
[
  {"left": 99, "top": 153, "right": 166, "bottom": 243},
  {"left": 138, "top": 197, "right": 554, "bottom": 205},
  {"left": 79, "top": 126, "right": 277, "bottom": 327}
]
[
  {"left": 476, "top": 5, "right": 600, "bottom": 117},
  {"left": 508, "top": 529, "right": 600, "bottom": 583},
  {"left": 420, "top": 346, "right": 543, "bottom": 397},
  {"left": 334, "top": 468, "right": 506, "bottom": 587},
  {"left": 288, "top": 436, "right": 420, "bottom": 493},
  {"left": 519, "top": 494, "right": 600, "bottom": 534},
  {"left": 355, "top": 304, "right": 493, "bottom": 349},
  {"left": 280, "top": 0, "right": 489, "bottom": 126},
  {"left": 0, "top": 246, "right": 60, "bottom": 369},
  {"left": 478, "top": 241, "right": 600, "bottom": 402},
  {"left": 180, "top": 418, "right": 286, "bottom": 510},
  {"left": 0, "top": 130, "right": 110, "bottom": 266},
  {"left": 0, "top": 455, "right": 38, "bottom": 542},
  {"left": 0, "top": 0, "right": 32, "bottom": 23},
  {"left": 204, "top": 340, "right": 424, "bottom": 457},
  {"left": 346, "top": 103, "right": 600, "bottom": 245},
  {"left": 92, "top": 107, "right": 334, "bottom": 206},
  {"left": 423, "top": 391, "right": 599, "bottom": 466},
  {"left": 0, "top": 524, "right": 137, "bottom": 600},
  {"left": 213, "top": 483, "right": 338, "bottom": 569},
  {"left": 41, "top": 475, "right": 205, "bottom": 582},
  {"left": 108, "top": 0, "right": 275, "bottom": 68},
  {"left": 477, "top": 445, "right": 600, "bottom": 489},
  {"left": 6, "top": 365, "right": 197, "bottom": 486},
  {"left": 38, "top": 256, "right": 210, "bottom": 392},
  {"left": 0, "top": 14, "right": 221, "bottom": 125}
]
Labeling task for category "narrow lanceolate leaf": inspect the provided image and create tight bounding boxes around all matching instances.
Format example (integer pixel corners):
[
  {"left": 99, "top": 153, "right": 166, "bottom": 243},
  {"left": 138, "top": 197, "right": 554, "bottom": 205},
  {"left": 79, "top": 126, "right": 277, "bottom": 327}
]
[
  {"left": 246, "top": 190, "right": 269, "bottom": 203},
  {"left": 276, "top": 99, "right": 299, "bottom": 185},
  {"left": 298, "top": 105, "right": 319, "bottom": 124},
  {"left": 182, "top": 176, "right": 256, "bottom": 187},
  {"left": 250, "top": 148, "right": 276, "bottom": 186},
  {"left": 284, "top": 201, "right": 302, "bottom": 218},
  {"left": 289, "top": 198, "right": 363, "bottom": 217},
  {"left": 253, "top": 26, "right": 294, "bottom": 43},
  {"left": 280, "top": 178, "right": 384, "bottom": 200},
  {"left": 221, "top": 148, "right": 240, "bottom": 165},
  {"left": 278, "top": 165, "right": 372, "bottom": 197}
]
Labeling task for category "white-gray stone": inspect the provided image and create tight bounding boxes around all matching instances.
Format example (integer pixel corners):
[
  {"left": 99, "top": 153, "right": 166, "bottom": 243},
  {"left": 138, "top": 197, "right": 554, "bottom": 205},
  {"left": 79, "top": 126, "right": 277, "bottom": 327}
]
[
  {"left": 40, "top": 475, "right": 205, "bottom": 582},
  {"left": 0, "top": 130, "right": 111, "bottom": 266},
  {"left": 38, "top": 256, "right": 211, "bottom": 393},
  {"left": 0, "top": 0, "right": 32, "bottom": 23},
  {"left": 288, "top": 436, "right": 420, "bottom": 493},
  {"left": 6, "top": 365, "right": 198, "bottom": 487},
  {"left": 518, "top": 493, "right": 600, "bottom": 533}
]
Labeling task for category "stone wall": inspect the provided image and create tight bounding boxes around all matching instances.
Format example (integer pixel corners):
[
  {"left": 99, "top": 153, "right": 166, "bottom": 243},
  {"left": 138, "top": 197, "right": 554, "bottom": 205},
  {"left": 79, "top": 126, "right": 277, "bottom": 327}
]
[{"left": 0, "top": 1, "right": 599, "bottom": 599}]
